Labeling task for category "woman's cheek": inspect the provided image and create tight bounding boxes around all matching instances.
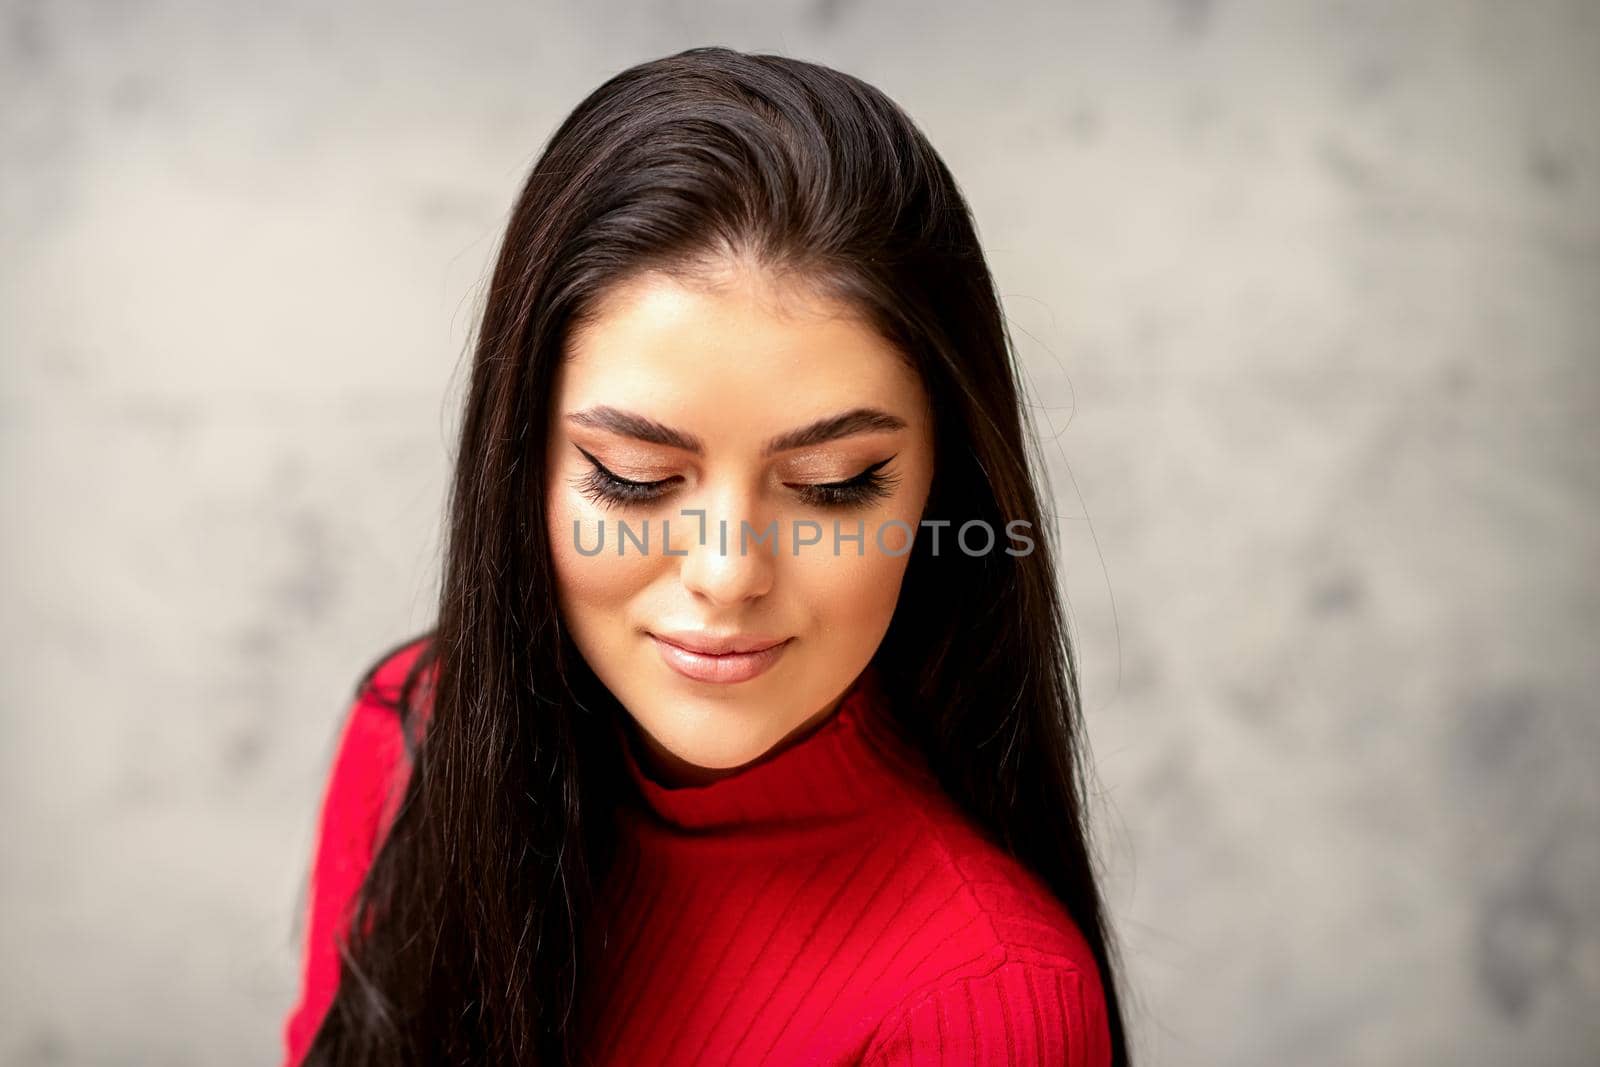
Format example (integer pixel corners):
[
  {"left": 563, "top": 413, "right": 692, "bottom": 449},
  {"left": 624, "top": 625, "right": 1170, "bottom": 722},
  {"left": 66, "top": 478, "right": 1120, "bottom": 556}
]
[
  {"left": 790, "top": 518, "right": 916, "bottom": 639},
  {"left": 548, "top": 498, "right": 658, "bottom": 643}
]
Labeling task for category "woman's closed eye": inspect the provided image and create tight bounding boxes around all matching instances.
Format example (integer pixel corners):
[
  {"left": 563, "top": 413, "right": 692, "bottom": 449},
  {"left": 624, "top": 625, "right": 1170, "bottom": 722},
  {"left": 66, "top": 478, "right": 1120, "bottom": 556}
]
[{"left": 571, "top": 445, "right": 899, "bottom": 511}]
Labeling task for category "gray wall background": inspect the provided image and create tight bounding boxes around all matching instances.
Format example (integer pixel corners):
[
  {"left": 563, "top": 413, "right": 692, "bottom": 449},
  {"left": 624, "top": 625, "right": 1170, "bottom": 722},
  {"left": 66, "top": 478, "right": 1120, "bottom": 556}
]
[{"left": 2, "top": 1, "right": 1596, "bottom": 1063}]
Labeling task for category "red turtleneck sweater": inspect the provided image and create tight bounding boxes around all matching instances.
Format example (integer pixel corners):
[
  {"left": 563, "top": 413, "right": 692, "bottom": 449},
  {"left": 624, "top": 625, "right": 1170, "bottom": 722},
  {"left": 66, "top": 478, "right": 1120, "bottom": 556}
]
[{"left": 284, "top": 640, "right": 1112, "bottom": 1065}]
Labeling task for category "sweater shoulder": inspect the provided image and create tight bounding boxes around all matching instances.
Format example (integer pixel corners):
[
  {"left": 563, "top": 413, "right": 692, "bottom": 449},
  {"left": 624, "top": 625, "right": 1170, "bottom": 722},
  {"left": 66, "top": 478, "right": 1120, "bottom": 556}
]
[
  {"left": 858, "top": 953, "right": 1112, "bottom": 1067},
  {"left": 353, "top": 633, "right": 434, "bottom": 713},
  {"left": 857, "top": 790, "right": 1112, "bottom": 1064},
  {"left": 869, "top": 770, "right": 1102, "bottom": 978}
]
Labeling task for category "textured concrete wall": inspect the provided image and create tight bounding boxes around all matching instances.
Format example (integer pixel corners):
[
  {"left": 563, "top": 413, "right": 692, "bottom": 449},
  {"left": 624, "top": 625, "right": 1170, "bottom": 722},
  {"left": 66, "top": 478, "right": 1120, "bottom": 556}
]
[{"left": 2, "top": 1, "right": 1595, "bottom": 1064}]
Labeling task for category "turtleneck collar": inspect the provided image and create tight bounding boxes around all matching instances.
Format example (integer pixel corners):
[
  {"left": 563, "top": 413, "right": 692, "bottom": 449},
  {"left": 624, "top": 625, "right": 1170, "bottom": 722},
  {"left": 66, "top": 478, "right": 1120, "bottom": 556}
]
[{"left": 614, "top": 663, "right": 927, "bottom": 833}]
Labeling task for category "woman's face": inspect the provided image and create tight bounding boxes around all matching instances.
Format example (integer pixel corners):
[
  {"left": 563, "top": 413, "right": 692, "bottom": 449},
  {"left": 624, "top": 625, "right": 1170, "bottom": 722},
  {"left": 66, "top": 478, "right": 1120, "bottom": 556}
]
[{"left": 544, "top": 264, "right": 935, "bottom": 784}]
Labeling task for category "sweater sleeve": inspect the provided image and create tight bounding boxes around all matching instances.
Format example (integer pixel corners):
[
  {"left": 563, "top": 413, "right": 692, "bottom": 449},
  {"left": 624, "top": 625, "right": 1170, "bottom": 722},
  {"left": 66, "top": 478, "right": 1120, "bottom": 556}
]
[
  {"left": 280, "top": 686, "right": 410, "bottom": 1067},
  {"left": 858, "top": 958, "right": 1113, "bottom": 1067}
]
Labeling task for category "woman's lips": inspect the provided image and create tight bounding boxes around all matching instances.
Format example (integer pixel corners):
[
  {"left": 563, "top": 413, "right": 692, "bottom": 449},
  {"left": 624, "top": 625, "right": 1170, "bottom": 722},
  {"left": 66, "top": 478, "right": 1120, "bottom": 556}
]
[{"left": 650, "top": 633, "right": 793, "bottom": 684}]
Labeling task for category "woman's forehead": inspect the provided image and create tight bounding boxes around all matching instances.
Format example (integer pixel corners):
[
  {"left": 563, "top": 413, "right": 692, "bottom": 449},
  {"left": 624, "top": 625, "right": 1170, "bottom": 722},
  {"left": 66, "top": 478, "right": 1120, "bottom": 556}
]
[{"left": 556, "top": 271, "right": 927, "bottom": 425}]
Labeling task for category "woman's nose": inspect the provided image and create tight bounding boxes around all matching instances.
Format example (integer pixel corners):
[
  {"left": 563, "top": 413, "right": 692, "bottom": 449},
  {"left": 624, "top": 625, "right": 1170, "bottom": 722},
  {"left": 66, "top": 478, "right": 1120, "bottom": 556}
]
[{"left": 675, "top": 497, "right": 778, "bottom": 606}]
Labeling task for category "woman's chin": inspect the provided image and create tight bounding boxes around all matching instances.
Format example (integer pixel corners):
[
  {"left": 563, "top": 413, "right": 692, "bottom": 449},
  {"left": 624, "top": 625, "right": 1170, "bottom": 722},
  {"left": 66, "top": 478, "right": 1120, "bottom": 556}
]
[
  {"left": 631, "top": 719, "right": 786, "bottom": 785},
  {"left": 673, "top": 734, "right": 775, "bottom": 774}
]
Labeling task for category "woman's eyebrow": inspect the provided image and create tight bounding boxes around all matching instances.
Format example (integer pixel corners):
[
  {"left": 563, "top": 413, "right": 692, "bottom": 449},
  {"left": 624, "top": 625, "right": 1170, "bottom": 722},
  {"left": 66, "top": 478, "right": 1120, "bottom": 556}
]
[{"left": 564, "top": 405, "right": 907, "bottom": 457}]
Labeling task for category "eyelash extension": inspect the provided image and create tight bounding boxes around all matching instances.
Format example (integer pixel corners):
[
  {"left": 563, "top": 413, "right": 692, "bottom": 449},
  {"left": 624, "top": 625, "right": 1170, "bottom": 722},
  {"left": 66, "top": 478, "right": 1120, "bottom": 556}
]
[
  {"left": 573, "top": 446, "right": 677, "bottom": 510},
  {"left": 571, "top": 447, "right": 899, "bottom": 511},
  {"left": 790, "top": 456, "right": 899, "bottom": 509}
]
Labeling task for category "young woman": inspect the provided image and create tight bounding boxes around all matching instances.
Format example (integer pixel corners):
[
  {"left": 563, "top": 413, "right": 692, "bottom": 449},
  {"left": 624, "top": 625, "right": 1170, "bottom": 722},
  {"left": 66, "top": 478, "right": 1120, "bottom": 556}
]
[{"left": 284, "top": 45, "right": 1132, "bottom": 1067}]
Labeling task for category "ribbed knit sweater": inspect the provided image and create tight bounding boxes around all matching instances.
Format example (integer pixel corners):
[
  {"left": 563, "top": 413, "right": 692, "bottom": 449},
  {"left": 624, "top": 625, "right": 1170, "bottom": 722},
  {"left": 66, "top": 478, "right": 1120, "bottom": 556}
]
[{"left": 284, "top": 640, "right": 1112, "bottom": 1065}]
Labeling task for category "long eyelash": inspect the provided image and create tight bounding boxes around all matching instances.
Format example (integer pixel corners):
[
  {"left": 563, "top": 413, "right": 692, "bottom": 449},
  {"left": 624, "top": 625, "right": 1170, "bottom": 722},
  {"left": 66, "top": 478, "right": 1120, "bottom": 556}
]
[
  {"left": 570, "top": 448, "right": 900, "bottom": 511},
  {"left": 794, "top": 456, "right": 900, "bottom": 510},
  {"left": 573, "top": 448, "right": 675, "bottom": 510}
]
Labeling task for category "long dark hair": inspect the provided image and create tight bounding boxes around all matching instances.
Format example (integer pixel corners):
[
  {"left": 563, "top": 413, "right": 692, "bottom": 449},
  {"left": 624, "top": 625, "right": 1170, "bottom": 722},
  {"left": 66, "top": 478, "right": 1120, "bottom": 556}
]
[{"left": 305, "top": 45, "right": 1132, "bottom": 1066}]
